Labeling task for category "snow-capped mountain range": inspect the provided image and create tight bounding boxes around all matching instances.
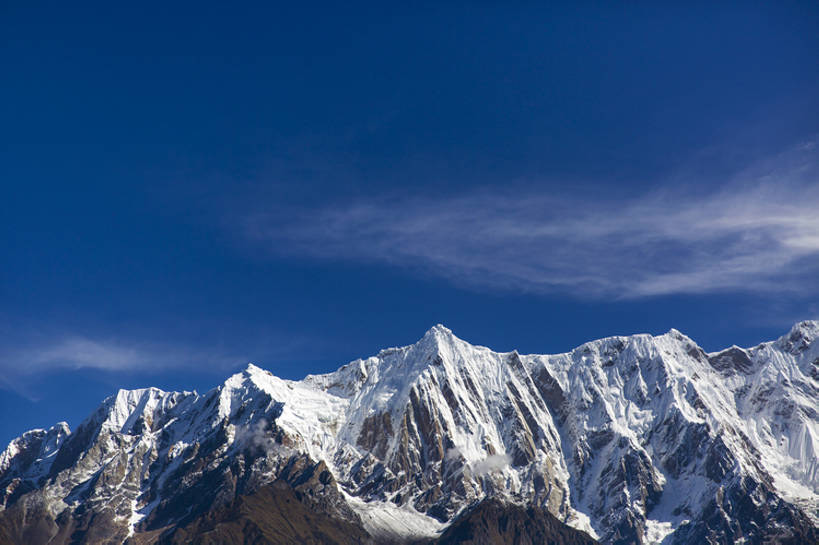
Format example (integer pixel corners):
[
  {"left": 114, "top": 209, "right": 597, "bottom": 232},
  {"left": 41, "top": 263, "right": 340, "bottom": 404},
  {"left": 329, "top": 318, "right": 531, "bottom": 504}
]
[{"left": 1, "top": 322, "right": 817, "bottom": 544}]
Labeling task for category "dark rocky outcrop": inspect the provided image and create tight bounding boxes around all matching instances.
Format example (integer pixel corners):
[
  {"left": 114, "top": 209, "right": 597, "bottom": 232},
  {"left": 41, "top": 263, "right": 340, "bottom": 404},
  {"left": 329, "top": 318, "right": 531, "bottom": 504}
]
[
  {"left": 436, "top": 498, "right": 598, "bottom": 545},
  {"left": 145, "top": 480, "right": 371, "bottom": 545}
]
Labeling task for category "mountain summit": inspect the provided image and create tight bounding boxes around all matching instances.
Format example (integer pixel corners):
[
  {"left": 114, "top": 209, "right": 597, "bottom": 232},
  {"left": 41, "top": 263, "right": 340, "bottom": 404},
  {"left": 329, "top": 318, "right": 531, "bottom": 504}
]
[{"left": 1, "top": 323, "right": 817, "bottom": 545}]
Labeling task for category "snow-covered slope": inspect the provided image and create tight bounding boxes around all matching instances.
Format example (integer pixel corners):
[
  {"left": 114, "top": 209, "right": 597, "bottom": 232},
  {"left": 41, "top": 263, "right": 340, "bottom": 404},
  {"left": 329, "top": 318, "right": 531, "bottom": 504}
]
[{"left": 1, "top": 322, "right": 817, "bottom": 544}]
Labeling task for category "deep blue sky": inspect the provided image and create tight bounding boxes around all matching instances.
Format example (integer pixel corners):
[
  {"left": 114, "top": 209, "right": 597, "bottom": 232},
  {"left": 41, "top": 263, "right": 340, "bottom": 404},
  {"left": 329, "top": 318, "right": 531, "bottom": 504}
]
[{"left": 2, "top": 2, "right": 819, "bottom": 447}]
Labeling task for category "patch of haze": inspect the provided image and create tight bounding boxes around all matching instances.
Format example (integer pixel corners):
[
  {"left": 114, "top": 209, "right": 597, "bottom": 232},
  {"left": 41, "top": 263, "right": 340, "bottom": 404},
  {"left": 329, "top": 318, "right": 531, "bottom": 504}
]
[
  {"left": 471, "top": 453, "right": 512, "bottom": 477},
  {"left": 445, "top": 447, "right": 463, "bottom": 461},
  {"left": 234, "top": 418, "right": 277, "bottom": 452}
]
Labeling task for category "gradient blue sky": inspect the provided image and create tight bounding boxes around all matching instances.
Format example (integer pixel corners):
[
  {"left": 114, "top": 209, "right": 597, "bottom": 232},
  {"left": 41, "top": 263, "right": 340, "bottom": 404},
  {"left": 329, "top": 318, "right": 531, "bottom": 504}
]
[{"left": 2, "top": 2, "right": 819, "bottom": 447}]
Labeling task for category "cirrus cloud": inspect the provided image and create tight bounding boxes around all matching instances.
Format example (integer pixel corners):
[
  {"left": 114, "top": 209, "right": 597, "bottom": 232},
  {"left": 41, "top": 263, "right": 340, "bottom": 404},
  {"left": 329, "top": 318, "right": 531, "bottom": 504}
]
[{"left": 244, "top": 143, "right": 819, "bottom": 299}]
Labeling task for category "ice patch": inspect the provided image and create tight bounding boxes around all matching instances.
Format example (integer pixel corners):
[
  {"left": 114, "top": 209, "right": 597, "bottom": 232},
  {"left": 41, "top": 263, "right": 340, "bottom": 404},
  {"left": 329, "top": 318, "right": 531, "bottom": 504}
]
[
  {"left": 343, "top": 493, "right": 446, "bottom": 540},
  {"left": 644, "top": 519, "right": 675, "bottom": 544}
]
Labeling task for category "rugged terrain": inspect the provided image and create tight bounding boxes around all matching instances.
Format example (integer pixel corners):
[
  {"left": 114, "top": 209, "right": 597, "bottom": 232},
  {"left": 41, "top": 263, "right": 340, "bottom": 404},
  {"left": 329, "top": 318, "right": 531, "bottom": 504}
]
[{"left": 1, "top": 321, "right": 817, "bottom": 544}]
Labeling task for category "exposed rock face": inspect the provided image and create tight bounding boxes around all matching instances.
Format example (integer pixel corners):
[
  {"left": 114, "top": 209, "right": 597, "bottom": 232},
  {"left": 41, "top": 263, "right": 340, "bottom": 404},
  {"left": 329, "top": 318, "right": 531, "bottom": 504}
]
[
  {"left": 0, "top": 422, "right": 69, "bottom": 510},
  {"left": 317, "top": 334, "right": 572, "bottom": 528},
  {"left": 1, "top": 321, "right": 817, "bottom": 544},
  {"left": 152, "top": 478, "right": 372, "bottom": 545},
  {"left": 436, "top": 498, "right": 598, "bottom": 545}
]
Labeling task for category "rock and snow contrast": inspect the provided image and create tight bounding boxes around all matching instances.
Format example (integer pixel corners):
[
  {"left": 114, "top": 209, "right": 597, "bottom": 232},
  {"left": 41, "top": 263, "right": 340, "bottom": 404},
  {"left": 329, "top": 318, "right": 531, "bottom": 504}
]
[{"left": 1, "top": 322, "right": 817, "bottom": 544}]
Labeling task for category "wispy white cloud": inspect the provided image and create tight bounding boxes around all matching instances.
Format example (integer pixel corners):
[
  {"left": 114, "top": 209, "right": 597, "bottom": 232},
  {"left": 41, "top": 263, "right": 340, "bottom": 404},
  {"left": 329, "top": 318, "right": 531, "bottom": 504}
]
[
  {"left": 245, "top": 142, "right": 819, "bottom": 299},
  {"left": 0, "top": 330, "right": 321, "bottom": 400},
  {"left": 0, "top": 335, "right": 248, "bottom": 399},
  {"left": 0, "top": 322, "right": 324, "bottom": 374},
  {"left": 13, "top": 336, "right": 239, "bottom": 374},
  {"left": 0, "top": 335, "right": 246, "bottom": 380},
  {"left": 25, "top": 337, "right": 147, "bottom": 372}
]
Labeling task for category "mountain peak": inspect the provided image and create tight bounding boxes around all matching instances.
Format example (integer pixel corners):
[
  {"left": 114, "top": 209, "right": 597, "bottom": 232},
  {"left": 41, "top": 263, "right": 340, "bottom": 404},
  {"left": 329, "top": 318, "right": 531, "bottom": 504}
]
[
  {"left": 413, "top": 323, "right": 460, "bottom": 355},
  {"left": 422, "top": 323, "right": 454, "bottom": 339},
  {"left": 786, "top": 319, "right": 819, "bottom": 338},
  {"left": 775, "top": 319, "right": 819, "bottom": 353},
  {"left": 244, "top": 362, "right": 265, "bottom": 374},
  {"left": 660, "top": 327, "right": 695, "bottom": 343}
]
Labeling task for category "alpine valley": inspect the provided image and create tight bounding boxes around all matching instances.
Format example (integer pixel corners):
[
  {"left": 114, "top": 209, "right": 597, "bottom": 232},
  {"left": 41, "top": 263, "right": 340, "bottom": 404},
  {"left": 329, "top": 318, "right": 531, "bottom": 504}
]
[{"left": 1, "top": 322, "right": 817, "bottom": 545}]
